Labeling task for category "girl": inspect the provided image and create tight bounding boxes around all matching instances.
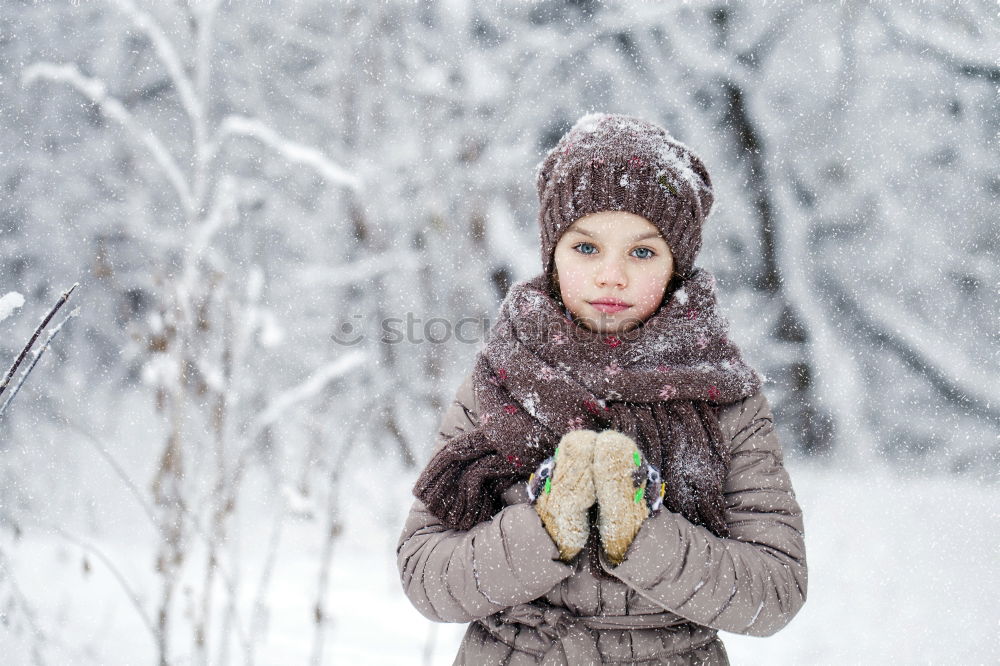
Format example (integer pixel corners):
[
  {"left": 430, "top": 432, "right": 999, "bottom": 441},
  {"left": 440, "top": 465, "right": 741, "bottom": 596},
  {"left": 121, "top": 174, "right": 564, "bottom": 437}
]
[{"left": 397, "top": 113, "right": 807, "bottom": 664}]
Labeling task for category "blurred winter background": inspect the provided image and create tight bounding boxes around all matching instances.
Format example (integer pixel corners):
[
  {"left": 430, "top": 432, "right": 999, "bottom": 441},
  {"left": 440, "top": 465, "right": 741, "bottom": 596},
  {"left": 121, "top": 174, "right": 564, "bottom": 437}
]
[{"left": 0, "top": 0, "right": 997, "bottom": 663}]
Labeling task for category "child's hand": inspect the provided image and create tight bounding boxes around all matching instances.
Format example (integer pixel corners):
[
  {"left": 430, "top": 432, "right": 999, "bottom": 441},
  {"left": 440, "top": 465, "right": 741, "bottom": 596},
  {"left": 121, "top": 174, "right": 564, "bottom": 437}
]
[
  {"left": 592, "top": 431, "right": 665, "bottom": 566},
  {"left": 528, "top": 430, "right": 598, "bottom": 562}
]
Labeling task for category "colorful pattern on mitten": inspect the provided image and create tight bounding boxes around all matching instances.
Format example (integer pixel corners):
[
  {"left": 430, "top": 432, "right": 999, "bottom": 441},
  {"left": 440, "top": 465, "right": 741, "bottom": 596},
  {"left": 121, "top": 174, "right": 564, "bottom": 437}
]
[
  {"left": 527, "top": 455, "right": 555, "bottom": 502},
  {"left": 633, "top": 457, "right": 666, "bottom": 515}
]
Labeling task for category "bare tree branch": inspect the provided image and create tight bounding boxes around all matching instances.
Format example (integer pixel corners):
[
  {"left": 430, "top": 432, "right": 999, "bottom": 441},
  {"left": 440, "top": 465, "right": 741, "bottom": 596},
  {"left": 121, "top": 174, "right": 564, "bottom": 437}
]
[
  {"left": 309, "top": 424, "right": 356, "bottom": 666},
  {"left": 20, "top": 63, "right": 196, "bottom": 214},
  {"left": 0, "top": 548, "right": 48, "bottom": 665},
  {"left": 36, "top": 522, "right": 160, "bottom": 646},
  {"left": 212, "top": 115, "right": 364, "bottom": 190},
  {"left": 873, "top": 8, "right": 1000, "bottom": 83},
  {"left": 817, "top": 275, "right": 1000, "bottom": 425},
  {"left": 0, "top": 283, "right": 79, "bottom": 416},
  {"left": 109, "top": 0, "right": 204, "bottom": 129},
  {"left": 0, "top": 308, "right": 78, "bottom": 419},
  {"left": 770, "top": 169, "right": 879, "bottom": 467}
]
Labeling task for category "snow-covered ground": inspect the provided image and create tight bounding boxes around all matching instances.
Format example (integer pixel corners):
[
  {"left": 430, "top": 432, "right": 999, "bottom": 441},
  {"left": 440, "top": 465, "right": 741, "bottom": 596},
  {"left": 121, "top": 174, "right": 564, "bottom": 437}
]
[{"left": 5, "top": 458, "right": 999, "bottom": 664}]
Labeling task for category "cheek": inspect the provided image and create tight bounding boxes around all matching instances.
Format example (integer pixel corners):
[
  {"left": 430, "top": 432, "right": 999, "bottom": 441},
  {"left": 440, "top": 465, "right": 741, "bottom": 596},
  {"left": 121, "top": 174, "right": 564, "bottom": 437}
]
[
  {"left": 554, "top": 254, "right": 588, "bottom": 294},
  {"left": 559, "top": 275, "right": 586, "bottom": 302},
  {"left": 634, "top": 275, "right": 670, "bottom": 309}
]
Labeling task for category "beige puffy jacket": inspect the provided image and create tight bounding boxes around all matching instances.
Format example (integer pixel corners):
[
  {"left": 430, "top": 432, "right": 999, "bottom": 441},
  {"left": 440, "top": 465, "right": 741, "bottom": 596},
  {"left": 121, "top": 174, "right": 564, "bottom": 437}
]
[{"left": 397, "top": 372, "right": 807, "bottom": 664}]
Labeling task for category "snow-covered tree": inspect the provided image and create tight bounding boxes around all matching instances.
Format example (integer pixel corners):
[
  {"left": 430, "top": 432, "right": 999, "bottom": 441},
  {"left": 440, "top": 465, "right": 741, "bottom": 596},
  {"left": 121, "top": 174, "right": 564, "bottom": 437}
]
[{"left": 1, "top": 0, "right": 997, "bottom": 662}]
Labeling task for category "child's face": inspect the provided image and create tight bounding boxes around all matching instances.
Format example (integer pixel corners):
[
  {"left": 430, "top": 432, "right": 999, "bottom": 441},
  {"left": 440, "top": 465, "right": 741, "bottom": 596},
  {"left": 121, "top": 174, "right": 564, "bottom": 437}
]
[{"left": 552, "top": 211, "right": 674, "bottom": 335}]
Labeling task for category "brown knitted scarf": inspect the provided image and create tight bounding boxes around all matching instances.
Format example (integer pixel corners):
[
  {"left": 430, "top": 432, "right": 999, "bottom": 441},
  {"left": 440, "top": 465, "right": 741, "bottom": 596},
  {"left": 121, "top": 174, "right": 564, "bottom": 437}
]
[{"left": 413, "top": 266, "right": 764, "bottom": 542}]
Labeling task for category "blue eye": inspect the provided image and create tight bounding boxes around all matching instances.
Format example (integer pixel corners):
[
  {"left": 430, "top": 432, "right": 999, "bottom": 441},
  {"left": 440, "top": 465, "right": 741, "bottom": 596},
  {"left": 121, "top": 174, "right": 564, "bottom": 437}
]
[
  {"left": 632, "top": 247, "right": 655, "bottom": 259},
  {"left": 573, "top": 242, "right": 597, "bottom": 255}
]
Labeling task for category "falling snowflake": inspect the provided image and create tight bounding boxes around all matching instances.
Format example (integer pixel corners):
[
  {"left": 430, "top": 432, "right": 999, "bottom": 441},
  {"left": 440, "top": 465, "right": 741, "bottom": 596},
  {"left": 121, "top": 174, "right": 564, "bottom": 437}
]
[
  {"left": 696, "top": 334, "right": 708, "bottom": 349},
  {"left": 539, "top": 366, "right": 557, "bottom": 381},
  {"left": 605, "top": 362, "right": 622, "bottom": 376},
  {"left": 659, "top": 384, "right": 678, "bottom": 399},
  {"left": 567, "top": 415, "right": 585, "bottom": 429}
]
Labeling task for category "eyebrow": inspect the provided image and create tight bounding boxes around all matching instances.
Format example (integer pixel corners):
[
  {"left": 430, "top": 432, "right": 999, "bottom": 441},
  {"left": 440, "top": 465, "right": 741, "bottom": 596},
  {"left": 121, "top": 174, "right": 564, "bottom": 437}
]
[{"left": 569, "top": 227, "right": 664, "bottom": 243}]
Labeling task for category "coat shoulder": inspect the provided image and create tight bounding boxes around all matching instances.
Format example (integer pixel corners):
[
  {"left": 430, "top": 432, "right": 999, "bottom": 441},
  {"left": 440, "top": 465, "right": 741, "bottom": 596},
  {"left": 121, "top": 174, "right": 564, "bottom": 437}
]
[
  {"left": 716, "top": 389, "right": 782, "bottom": 460},
  {"left": 431, "top": 369, "right": 479, "bottom": 455}
]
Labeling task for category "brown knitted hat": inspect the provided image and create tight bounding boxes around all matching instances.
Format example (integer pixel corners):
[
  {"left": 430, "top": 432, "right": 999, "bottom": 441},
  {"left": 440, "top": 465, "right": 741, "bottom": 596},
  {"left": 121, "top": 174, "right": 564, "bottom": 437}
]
[{"left": 535, "top": 112, "right": 714, "bottom": 280}]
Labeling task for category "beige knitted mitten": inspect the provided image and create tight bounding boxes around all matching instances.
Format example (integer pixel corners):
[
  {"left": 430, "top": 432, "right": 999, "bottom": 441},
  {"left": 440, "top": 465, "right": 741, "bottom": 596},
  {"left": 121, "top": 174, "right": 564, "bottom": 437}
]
[
  {"left": 529, "top": 430, "right": 598, "bottom": 562},
  {"left": 593, "top": 430, "right": 651, "bottom": 566}
]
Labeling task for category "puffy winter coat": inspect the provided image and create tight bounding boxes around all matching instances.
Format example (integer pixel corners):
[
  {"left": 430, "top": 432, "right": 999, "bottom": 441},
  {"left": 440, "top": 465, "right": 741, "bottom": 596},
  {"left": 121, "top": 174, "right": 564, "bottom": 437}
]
[{"left": 397, "top": 372, "right": 807, "bottom": 665}]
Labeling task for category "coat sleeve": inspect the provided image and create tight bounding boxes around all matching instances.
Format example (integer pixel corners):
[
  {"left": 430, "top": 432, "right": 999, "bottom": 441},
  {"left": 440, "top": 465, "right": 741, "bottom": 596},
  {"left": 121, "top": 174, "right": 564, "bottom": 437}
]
[
  {"left": 601, "top": 390, "right": 808, "bottom": 637},
  {"left": 396, "top": 372, "right": 574, "bottom": 623}
]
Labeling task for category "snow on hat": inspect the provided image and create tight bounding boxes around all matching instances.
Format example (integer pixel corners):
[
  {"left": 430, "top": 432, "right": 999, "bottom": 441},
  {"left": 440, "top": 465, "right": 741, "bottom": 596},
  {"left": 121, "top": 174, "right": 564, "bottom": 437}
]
[{"left": 534, "top": 112, "right": 714, "bottom": 280}]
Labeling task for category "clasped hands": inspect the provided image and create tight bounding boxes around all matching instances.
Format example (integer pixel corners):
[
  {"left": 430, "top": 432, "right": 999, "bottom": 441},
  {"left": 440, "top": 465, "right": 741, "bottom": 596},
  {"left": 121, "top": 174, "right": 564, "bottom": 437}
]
[{"left": 528, "top": 430, "right": 664, "bottom": 566}]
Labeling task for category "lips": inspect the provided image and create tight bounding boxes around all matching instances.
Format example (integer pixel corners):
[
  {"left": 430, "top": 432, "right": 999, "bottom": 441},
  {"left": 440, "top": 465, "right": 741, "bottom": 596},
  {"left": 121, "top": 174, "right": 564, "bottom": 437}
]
[{"left": 589, "top": 299, "right": 631, "bottom": 314}]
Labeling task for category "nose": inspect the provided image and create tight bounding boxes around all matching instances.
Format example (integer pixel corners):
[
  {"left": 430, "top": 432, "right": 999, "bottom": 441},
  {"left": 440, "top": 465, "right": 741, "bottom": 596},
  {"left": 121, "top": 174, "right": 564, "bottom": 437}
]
[{"left": 595, "top": 256, "right": 627, "bottom": 288}]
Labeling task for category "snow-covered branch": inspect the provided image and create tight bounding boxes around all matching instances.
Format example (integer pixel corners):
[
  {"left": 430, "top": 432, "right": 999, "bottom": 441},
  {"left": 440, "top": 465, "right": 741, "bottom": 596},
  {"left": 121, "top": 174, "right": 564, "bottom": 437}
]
[
  {"left": 0, "top": 291, "right": 24, "bottom": 323},
  {"left": 819, "top": 275, "right": 1000, "bottom": 423},
  {"left": 0, "top": 283, "right": 78, "bottom": 411},
  {"left": 177, "top": 174, "right": 238, "bottom": 318},
  {"left": 248, "top": 350, "right": 368, "bottom": 438},
  {"left": 213, "top": 115, "right": 363, "bottom": 191},
  {"left": 20, "top": 63, "right": 195, "bottom": 214},
  {"left": 0, "top": 307, "right": 79, "bottom": 419},
  {"left": 874, "top": 8, "right": 1000, "bottom": 82},
  {"left": 293, "top": 251, "right": 421, "bottom": 287},
  {"left": 771, "top": 171, "right": 877, "bottom": 468},
  {"left": 39, "top": 522, "right": 159, "bottom": 646},
  {"left": 108, "top": 0, "right": 204, "bottom": 131},
  {"left": 223, "top": 351, "right": 370, "bottom": 508}
]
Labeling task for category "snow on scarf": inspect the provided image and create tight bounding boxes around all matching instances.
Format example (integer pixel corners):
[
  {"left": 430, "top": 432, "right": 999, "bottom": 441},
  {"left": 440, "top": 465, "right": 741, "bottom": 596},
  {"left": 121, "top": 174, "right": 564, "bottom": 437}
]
[{"left": 413, "top": 267, "right": 764, "bottom": 538}]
